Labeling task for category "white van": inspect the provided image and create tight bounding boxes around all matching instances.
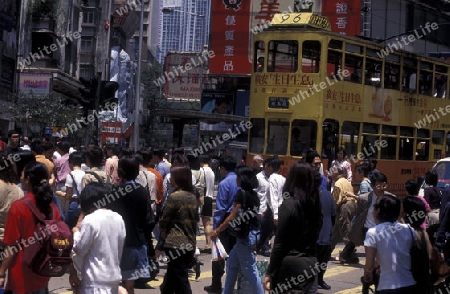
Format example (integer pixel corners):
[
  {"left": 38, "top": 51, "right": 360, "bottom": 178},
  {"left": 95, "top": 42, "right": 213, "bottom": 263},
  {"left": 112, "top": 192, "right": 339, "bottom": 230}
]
[{"left": 419, "top": 157, "right": 450, "bottom": 196}]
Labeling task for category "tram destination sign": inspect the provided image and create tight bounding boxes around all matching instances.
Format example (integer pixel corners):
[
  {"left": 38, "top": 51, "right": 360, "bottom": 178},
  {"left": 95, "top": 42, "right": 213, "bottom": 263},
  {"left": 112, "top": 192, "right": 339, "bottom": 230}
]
[
  {"left": 268, "top": 97, "right": 290, "bottom": 109},
  {"left": 271, "top": 13, "right": 331, "bottom": 31}
]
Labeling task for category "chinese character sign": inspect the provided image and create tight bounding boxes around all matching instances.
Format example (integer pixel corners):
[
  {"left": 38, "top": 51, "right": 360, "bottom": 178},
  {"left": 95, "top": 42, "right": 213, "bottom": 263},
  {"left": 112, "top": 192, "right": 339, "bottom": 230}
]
[
  {"left": 322, "top": 0, "right": 360, "bottom": 36},
  {"left": 210, "top": 0, "right": 252, "bottom": 74}
]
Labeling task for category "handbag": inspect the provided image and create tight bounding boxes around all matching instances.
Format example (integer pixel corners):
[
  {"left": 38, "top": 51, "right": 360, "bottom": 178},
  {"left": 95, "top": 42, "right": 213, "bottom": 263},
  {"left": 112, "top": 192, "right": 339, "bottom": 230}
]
[
  {"left": 431, "top": 246, "right": 450, "bottom": 277},
  {"left": 274, "top": 250, "right": 317, "bottom": 292}
]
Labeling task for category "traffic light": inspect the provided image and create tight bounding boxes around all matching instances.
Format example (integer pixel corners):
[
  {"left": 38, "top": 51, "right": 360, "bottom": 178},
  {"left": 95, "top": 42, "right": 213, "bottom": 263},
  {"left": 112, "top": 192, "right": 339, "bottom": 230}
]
[
  {"left": 98, "top": 81, "right": 119, "bottom": 109},
  {"left": 78, "top": 76, "right": 98, "bottom": 117}
]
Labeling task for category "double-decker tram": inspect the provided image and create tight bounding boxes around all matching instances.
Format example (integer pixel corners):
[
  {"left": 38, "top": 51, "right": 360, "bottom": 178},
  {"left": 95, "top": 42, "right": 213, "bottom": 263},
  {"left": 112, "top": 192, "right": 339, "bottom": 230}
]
[{"left": 247, "top": 13, "right": 450, "bottom": 195}]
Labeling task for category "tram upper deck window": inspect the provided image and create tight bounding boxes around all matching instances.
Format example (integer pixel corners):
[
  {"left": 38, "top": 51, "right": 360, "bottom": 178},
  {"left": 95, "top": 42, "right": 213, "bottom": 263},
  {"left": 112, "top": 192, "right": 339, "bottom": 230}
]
[
  {"left": 435, "top": 65, "right": 448, "bottom": 99},
  {"left": 344, "top": 54, "right": 363, "bottom": 84},
  {"left": 402, "top": 57, "right": 417, "bottom": 93},
  {"left": 249, "top": 118, "right": 265, "bottom": 154},
  {"left": 254, "top": 41, "right": 265, "bottom": 72},
  {"left": 385, "top": 55, "right": 400, "bottom": 90},
  {"left": 268, "top": 41, "right": 298, "bottom": 72},
  {"left": 302, "top": 41, "right": 321, "bottom": 73},
  {"left": 419, "top": 61, "right": 433, "bottom": 96},
  {"left": 365, "top": 58, "right": 382, "bottom": 87},
  {"left": 267, "top": 119, "right": 289, "bottom": 155}
]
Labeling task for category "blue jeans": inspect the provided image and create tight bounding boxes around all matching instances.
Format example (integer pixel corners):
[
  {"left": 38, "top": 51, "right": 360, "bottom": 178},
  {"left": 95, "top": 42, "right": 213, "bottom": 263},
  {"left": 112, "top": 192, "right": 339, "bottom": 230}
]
[
  {"left": 65, "top": 201, "right": 81, "bottom": 230},
  {"left": 223, "top": 230, "right": 264, "bottom": 294}
]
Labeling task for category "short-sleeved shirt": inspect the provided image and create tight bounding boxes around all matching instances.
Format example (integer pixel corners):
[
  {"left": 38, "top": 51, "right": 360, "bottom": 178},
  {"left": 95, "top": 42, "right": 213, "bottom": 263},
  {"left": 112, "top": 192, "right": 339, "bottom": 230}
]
[
  {"left": 3, "top": 192, "right": 61, "bottom": 292},
  {"left": 65, "top": 169, "right": 85, "bottom": 197},
  {"left": 233, "top": 189, "right": 260, "bottom": 231},
  {"left": 364, "top": 222, "right": 416, "bottom": 290},
  {"left": 35, "top": 155, "right": 54, "bottom": 175},
  {"left": 0, "top": 183, "right": 24, "bottom": 240}
]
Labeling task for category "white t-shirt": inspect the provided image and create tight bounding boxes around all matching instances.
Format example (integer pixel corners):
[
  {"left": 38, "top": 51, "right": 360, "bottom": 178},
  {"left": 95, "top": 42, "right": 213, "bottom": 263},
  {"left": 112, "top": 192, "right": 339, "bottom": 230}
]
[
  {"left": 364, "top": 193, "right": 377, "bottom": 229},
  {"left": 66, "top": 170, "right": 85, "bottom": 197},
  {"left": 72, "top": 209, "right": 125, "bottom": 289},
  {"left": 203, "top": 166, "right": 215, "bottom": 198},
  {"left": 364, "top": 222, "right": 416, "bottom": 290}
]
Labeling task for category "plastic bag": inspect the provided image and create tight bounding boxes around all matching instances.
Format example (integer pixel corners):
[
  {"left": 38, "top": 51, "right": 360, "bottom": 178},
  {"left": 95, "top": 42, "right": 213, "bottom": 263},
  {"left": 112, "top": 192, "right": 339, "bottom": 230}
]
[{"left": 212, "top": 239, "right": 228, "bottom": 261}]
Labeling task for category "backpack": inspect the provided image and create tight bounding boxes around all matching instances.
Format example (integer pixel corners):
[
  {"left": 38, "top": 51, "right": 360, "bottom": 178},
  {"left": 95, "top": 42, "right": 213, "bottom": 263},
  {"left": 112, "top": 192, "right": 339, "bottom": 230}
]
[
  {"left": 21, "top": 197, "right": 73, "bottom": 277},
  {"left": 228, "top": 190, "right": 259, "bottom": 239},
  {"left": 85, "top": 171, "right": 113, "bottom": 191}
]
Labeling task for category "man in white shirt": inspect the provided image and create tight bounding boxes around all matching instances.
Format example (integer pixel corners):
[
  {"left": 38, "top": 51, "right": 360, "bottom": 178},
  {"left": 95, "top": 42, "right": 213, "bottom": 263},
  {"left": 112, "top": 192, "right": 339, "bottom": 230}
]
[
  {"left": 199, "top": 155, "right": 215, "bottom": 252},
  {"left": 70, "top": 183, "right": 126, "bottom": 293},
  {"left": 254, "top": 155, "right": 272, "bottom": 256},
  {"left": 265, "top": 157, "right": 286, "bottom": 228}
]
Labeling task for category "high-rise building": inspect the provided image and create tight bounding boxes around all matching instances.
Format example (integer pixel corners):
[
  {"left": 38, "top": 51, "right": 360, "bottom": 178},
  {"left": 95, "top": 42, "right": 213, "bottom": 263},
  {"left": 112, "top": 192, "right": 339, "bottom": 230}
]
[{"left": 159, "top": 0, "right": 210, "bottom": 63}]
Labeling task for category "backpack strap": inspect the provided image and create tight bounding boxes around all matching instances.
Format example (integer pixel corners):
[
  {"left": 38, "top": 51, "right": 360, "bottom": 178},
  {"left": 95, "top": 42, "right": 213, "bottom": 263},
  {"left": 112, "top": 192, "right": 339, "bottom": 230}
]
[
  {"left": 69, "top": 172, "right": 79, "bottom": 196},
  {"left": 85, "top": 171, "right": 104, "bottom": 185},
  {"left": 21, "top": 197, "right": 55, "bottom": 222}
]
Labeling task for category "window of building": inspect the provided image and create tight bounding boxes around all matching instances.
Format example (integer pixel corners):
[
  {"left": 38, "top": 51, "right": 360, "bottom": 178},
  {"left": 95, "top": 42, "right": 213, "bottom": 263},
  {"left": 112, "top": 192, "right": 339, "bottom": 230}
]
[
  {"left": 83, "top": 11, "right": 95, "bottom": 24},
  {"left": 267, "top": 119, "right": 289, "bottom": 155},
  {"left": 79, "top": 65, "right": 94, "bottom": 79},
  {"left": 254, "top": 41, "right": 265, "bottom": 72},
  {"left": 290, "top": 120, "right": 318, "bottom": 156},
  {"left": 302, "top": 41, "right": 321, "bottom": 73},
  {"left": 249, "top": 118, "right": 265, "bottom": 154},
  {"left": 31, "top": 33, "right": 54, "bottom": 59},
  {"left": 267, "top": 40, "right": 298, "bottom": 72},
  {"left": 81, "top": 37, "right": 93, "bottom": 52}
]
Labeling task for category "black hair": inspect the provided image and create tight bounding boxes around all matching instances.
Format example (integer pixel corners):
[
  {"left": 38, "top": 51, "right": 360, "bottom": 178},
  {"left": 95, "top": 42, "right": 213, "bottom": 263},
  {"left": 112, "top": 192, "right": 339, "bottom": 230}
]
[
  {"left": 69, "top": 152, "right": 83, "bottom": 167},
  {"left": 14, "top": 151, "right": 36, "bottom": 183},
  {"left": 369, "top": 157, "right": 378, "bottom": 170},
  {"left": 336, "top": 146, "right": 346, "bottom": 157},
  {"left": 188, "top": 154, "right": 201, "bottom": 170},
  {"left": 79, "top": 183, "right": 109, "bottom": 213},
  {"left": 7, "top": 129, "right": 18, "bottom": 138},
  {"left": 153, "top": 148, "right": 165, "bottom": 159},
  {"left": 402, "top": 196, "right": 427, "bottom": 230},
  {"left": 134, "top": 153, "right": 144, "bottom": 166},
  {"left": 118, "top": 155, "right": 139, "bottom": 181},
  {"left": 355, "top": 163, "right": 370, "bottom": 177},
  {"left": 171, "top": 166, "right": 194, "bottom": 193},
  {"left": 42, "top": 142, "right": 54, "bottom": 153},
  {"left": 405, "top": 179, "right": 420, "bottom": 196},
  {"left": 0, "top": 151, "right": 17, "bottom": 183},
  {"left": 369, "top": 171, "right": 388, "bottom": 186},
  {"left": 219, "top": 155, "right": 237, "bottom": 172},
  {"left": 305, "top": 149, "right": 319, "bottom": 164},
  {"left": 120, "top": 147, "right": 133, "bottom": 157},
  {"left": 85, "top": 146, "right": 103, "bottom": 167},
  {"left": 235, "top": 165, "right": 258, "bottom": 191},
  {"left": 266, "top": 155, "right": 284, "bottom": 171},
  {"left": 172, "top": 153, "right": 189, "bottom": 167},
  {"left": 106, "top": 144, "right": 121, "bottom": 156},
  {"left": 56, "top": 141, "right": 70, "bottom": 154},
  {"left": 425, "top": 170, "right": 438, "bottom": 186},
  {"left": 199, "top": 155, "right": 210, "bottom": 165},
  {"left": 24, "top": 162, "right": 53, "bottom": 217},
  {"left": 376, "top": 194, "right": 400, "bottom": 223},
  {"left": 137, "top": 149, "right": 152, "bottom": 166},
  {"left": 30, "top": 139, "right": 44, "bottom": 155}
]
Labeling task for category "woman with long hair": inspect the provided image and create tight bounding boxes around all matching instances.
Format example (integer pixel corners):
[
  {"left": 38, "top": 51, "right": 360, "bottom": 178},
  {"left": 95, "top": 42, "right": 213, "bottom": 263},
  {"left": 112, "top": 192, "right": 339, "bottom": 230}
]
[
  {"left": 263, "top": 162, "right": 322, "bottom": 293},
  {"left": 0, "top": 162, "right": 61, "bottom": 293},
  {"left": 212, "top": 165, "right": 263, "bottom": 294},
  {"left": 159, "top": 165, "right": 199, "bottom": 294}
]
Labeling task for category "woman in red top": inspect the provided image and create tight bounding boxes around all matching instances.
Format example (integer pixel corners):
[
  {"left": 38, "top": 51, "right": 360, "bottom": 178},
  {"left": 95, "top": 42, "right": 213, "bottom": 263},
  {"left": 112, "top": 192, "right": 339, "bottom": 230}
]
[{"left": 0, "top": 162, "right": 61, "bottom": 293}]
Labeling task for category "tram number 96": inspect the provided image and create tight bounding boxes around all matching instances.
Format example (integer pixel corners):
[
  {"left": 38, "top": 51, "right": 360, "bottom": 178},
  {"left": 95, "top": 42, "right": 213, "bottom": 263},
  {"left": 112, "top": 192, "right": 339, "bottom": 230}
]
[{"left": 281, "top": 13, "right": 302, "bottom": 23}]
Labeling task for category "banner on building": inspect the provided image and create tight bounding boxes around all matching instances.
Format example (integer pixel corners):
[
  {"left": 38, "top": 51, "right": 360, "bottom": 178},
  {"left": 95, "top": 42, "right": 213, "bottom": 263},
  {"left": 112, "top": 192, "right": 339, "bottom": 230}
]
[
  {"left": 19, "top": 73, "right": 51, "bottom": 97},
  {"left": 209, "top": 0, "right": 252, "bottom": 75},
  {"left": 322, "top": 0, "right": 360, "bottom": 36}
]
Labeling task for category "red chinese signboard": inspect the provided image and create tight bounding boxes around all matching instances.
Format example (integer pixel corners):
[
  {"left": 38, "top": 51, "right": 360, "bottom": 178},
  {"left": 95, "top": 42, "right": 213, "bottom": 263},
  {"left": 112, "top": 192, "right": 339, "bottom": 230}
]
[
  {"left": 209, "top": 0, "right": 252, "bottom": 74},
  {"left": 322, "top": 0, "right": 361, "bottom": 36}
]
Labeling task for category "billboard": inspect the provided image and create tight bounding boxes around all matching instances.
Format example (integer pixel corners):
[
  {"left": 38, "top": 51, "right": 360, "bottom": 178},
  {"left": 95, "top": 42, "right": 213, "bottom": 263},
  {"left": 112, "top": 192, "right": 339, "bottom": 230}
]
[
  {"left": 19, "top": 73, "right": 51, "bottom": 97},
  {"left": 322, "top": 0, "right": 361, "bottom": 36},
  {"left": 209, "top": 0, "right": 252, "bottom": 75},
  {"left": 163, "top": 52, "right": 207, "bottom": 100}
]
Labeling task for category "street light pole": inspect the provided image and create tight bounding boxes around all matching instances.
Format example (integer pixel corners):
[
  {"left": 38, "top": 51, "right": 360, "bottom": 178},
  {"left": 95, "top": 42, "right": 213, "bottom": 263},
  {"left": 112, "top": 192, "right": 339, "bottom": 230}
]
[{"left": 133, "top": 0, "right": 144, "bottom": 151}]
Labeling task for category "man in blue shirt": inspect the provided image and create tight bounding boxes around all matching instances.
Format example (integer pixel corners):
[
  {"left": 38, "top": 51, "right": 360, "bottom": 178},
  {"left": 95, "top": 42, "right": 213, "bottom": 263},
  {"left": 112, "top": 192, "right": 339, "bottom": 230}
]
[{"left": 204, "top": 155, "right": 238, "bottom": 293}]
